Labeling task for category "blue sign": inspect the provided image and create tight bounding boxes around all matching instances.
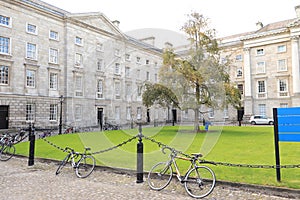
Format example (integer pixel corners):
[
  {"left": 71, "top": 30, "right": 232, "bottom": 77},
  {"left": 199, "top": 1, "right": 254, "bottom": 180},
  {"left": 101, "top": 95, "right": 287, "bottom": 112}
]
[{"left": 277, "top": 107, "right": 300, "bottom": 142}]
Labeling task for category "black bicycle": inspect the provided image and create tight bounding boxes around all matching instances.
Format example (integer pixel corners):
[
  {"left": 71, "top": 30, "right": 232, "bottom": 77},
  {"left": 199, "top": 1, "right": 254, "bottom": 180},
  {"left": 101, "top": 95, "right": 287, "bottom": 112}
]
[
  {"left": 148, "top": 147, "right": 216, "bottom": 198},
  {"left": 56, "top": 147, "right": 96, "bottom": 178},
  {"left": 0, "top": 134, "right": 16, "bottom": 161}
]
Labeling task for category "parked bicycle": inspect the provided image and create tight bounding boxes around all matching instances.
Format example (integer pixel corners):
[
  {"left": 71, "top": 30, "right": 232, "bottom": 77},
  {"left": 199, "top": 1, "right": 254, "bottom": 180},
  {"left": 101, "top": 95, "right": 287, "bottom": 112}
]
[
  {"left": 0, "top": 134, "right": 16, "bottom": 161},
  {"left": 147, "top": 147, "right": 216, "bottom": 199},
  {"left": 39, "top": 129, "right": 52, "bottom": 139},
  {"left": 56, "top": 147, "right": 96, "bottom": 178}
]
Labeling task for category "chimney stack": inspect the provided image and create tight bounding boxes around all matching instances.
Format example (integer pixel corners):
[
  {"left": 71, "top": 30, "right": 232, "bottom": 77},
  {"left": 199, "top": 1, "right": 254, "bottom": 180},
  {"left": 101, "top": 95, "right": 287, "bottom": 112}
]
[
  {"left": 112, "top": 20, "right": 120, "bottom": 27},
  {"left": 256, "top": 21, "right": 263, "bottom": 30},
  {"left": 295, "top": 5, "right": 300, "bottom": 18}
]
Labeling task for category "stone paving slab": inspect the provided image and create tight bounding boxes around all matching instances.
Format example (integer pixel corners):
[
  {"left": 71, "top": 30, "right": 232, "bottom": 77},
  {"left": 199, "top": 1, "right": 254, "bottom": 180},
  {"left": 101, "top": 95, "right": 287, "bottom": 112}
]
[{"left": 0, "top": 157, "right": 296, "bottom": 200}]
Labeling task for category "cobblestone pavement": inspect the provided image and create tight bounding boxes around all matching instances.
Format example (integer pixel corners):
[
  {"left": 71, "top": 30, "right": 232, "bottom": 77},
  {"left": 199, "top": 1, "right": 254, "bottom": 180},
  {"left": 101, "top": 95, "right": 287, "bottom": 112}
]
[{"left": 0, "top": 157, "right": 297, "bottom": 200}]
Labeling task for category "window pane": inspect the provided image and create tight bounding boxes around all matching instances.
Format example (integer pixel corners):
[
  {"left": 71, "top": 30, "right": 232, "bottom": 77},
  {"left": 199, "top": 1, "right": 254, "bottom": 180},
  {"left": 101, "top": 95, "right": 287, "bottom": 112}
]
[
  {"left": 258, "top": 81, "right": 265, "bottom": 93},
  {"left": 0, "top": 65, "right": 9, "bottom": 84},
  {"left": 26, "top": 104, "right": 35, "bottom": 121},
  {"left": 49, "top": 73, "right": 57, "bottom": 90},
  {"left": 0, "top": 15, "right": 10, "bottom": 26},
  {"left": 0, "top": 36, "right": 9, "bottom": 54},
  {"left": 27, "top": 24, "right": 37, "bottom": 34},
  {"left": 27, "top": 43, "right": 37, "bottom": 59},
  {"left": 26, "top": 70, "right": 35, "bottom": 87},
  {"left": 49, "top": 104, "right": 57, "bottom": 121}
]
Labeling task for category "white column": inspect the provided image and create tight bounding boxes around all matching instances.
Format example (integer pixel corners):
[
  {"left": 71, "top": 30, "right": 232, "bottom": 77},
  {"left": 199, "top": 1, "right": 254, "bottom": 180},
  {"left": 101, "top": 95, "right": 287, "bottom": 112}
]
[
  {"left": 243, "top": 47, "right": 253, "bottom": 115},
  {"left": 291, "top": 36, "right": 300, "bottom": 95},
  {"left": 243, "top": 48, "right": 252, "bottom": 97}
]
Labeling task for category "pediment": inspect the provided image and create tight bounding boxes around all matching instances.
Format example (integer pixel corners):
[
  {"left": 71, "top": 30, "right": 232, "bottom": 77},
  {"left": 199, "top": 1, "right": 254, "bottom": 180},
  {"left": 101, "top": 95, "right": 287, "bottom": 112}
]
[{"left": 67, "top": 12, "right": 125, "bottom": 38}]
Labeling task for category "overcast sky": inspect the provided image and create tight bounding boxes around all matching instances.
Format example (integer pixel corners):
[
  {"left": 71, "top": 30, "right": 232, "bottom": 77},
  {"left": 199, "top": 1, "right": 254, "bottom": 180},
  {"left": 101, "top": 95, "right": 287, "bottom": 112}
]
[{"left": 42, "top": 0, "right": 298, "bottom": 37}]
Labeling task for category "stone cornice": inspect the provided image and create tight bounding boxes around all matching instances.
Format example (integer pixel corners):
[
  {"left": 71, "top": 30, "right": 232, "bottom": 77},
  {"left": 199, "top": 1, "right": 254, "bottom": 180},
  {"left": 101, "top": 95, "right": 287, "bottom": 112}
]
[{"left": 240, "top": 28, "right": 289, "bottom": 41}]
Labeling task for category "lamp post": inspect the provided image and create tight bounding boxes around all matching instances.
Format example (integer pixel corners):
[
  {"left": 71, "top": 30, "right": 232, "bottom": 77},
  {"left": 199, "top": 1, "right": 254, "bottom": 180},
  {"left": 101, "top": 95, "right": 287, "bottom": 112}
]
[{"left": 59, "top": 95, "right": 64, "bottom": 134}]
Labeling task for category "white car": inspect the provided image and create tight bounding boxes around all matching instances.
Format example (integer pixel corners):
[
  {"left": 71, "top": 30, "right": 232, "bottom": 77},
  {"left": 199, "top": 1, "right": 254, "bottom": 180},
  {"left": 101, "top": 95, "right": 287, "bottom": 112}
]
[{"left": 249, "top": 115, "right": 274, "bottom": 125}]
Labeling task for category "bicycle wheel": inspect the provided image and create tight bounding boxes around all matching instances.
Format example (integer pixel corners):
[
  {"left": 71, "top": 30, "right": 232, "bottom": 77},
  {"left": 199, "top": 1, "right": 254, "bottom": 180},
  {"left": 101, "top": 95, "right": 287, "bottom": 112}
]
[
  {"left": 184, "top": 166, "right": 216, "bottom": 198},
  {"left": 0, "top": 144, "right": 15, "bottom": 161},
  {"left": 76, "top": 155, "right": 95, "bottom": 178},
  {"left": 147, "top": 161, "right": 173, "bottom": 191},
  {"left": 55, "top": 154, "right": 70, "bottom": 175}
]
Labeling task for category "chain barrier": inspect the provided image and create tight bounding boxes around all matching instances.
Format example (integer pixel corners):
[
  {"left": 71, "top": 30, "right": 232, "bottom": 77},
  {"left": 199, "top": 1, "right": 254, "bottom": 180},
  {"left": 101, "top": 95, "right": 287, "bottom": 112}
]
[
  {"left": 91, "top": 135, "right": 138, "bottom": 155},
  {"left": 142, "top": 135, "right": 193, "bottom": 159},
  {"left": 42, "top": 137, "right": 65, "bottom": 152},
  {"left": 143, "top": 135, "right": 300, "bottom": 169},
  {"left": 41, "top": 132, "right": 300, "bottom": 169},
  {"left": 42, "top": 134, "right": 139, "bottom": 155}
]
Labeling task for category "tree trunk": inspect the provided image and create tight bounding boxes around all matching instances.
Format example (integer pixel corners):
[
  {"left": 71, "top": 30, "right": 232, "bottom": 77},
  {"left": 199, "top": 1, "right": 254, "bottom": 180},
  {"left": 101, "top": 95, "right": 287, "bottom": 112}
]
[{"left": 194, "top": 108, "right": 200, "bottom": 132}]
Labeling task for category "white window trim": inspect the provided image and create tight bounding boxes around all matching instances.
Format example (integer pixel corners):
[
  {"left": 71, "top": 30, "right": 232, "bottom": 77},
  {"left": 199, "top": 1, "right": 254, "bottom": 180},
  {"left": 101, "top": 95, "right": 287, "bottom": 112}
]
[
  {"left": 26, "top": 69, "right": 36, "bottom": 88},
  {"left": 256, "top": 48, "right": 264, "bottom": 56},
  {"left": 49, "top": 48, "right": 59, "bottom": 64},
  {"left": 0, "top": 36, "right": 11, "bottom": 55},
  {"left": 0, "top": 15, "right": 12, "bottom": 28},
  {"left": 75, "top": 36, "right": 83, "bottom": 46},
  {"left": 49, "top": 30, "right": 59, "bottom": 41},
  {"left": 26, "top": 42, "right": 38, "bottom": 60},
  {"left": 277, "top": 45, "right": 286, "bottom": 53},
  {"left": 277, "top": 59, "right": 287, "bottom": 72},
  {"left": 26, "top": 23, "right": 38, "bottom": 35},
  {"left": 256, "top": 61, "right": 266, "bottom": 74},
  {"left": 257, "top": 80, "right": 266, "bottom": 94},
  {"left": 49, "top": 72, "right": 58, "bottom": 90},
  {"left": 97, "top": 79, "right": 104, "bottom": 99},
  {"left": 49, "top": 104, "right": 58, "bottom": 121},
  {"left": 75, "top": 53, "right": 83, "bottom": 66}
]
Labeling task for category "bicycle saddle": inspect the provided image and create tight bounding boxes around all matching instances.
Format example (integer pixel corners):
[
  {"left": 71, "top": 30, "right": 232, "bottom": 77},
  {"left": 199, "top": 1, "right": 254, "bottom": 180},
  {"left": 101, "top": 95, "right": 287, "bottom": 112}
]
[{"left": 191, "top": 153, "right": 203, "bottom": 158}]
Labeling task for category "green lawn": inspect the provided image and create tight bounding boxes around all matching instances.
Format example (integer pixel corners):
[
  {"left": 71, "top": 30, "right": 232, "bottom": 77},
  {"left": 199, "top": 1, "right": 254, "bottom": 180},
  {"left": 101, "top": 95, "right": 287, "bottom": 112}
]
[{"left": 15, "top": 125, "right": 300, "bottom": 189}]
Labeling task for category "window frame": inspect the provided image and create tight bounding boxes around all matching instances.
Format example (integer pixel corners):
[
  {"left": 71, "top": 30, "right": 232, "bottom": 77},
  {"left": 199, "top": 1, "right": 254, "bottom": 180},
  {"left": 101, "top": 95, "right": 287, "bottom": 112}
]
[
  {"left": 277, "top": 45, "right": 286, "bottom": 53},
  {"left": 75, "top": 75, "right": 83, "bottom": 96},
  {"left": 115, "top": 63, "right": 121, "bottom": 75},
  {"left": 26, "top": 69, "right": 36, "bottom": 88},
  {"left": 75, "top": 53, "right": 83, "bottom": 66},
  {"left": 49, "top": 72, "right": 58, "bottom": 90},
  {"left": 0, "top": 36, "right": 10, "bottom": 55},
  {"left": 0, "top": 15, "right": 11, "bottom": 27},
  {"left": 114, "top": 81, "right": 121, "bottom": 99},
  {"left": 277, "top": 59, "right": 287, "bottom": 71},
  {"left": 256, "top": 61, "right": 266, "bottom": 74},
  {"left": 26, "top": 42, "right": 37, "bottom": 60},
  {"left": 49, "top": 30, "right": 59, "bottom": 41},
  {"left": 97, "top": 79, "right": 103, "bottom": 99},
  {"left": 26, "top": 103, "right": 35, "bottom": 121},
  {"left": 257, "top": 80, "right": 266, "bottom": 94},
  {"left": 49, "top": 48, "right": 59, "bottom": 64},
  {"left": 75, "top": 36, "right": 83, "bottom": 46},
  {"left": 49, "top": 104, "right": 58, "bottom": 121},
  {"left": 256, "top": 48, "right": 264, "bottom": 56},
  {"left": 26, "top": 23, "right": 38, "bottom": 35},
  {"left": 0, "top": 65, "right": 9, "bottom": 85}
]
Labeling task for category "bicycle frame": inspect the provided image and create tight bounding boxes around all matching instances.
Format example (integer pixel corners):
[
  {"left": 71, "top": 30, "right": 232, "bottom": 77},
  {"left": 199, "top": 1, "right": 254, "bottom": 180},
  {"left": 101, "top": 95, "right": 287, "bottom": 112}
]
[{"left": 170, "top": 153, "right": 197, "bottom": 182}]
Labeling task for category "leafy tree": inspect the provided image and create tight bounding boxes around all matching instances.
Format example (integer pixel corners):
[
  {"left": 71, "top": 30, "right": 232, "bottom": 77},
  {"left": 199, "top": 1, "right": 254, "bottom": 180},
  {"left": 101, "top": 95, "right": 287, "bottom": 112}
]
[
  {"left": 143, "top": 12, "right": 241, "bottom": 132},
  {"left": 142, "top": 83, "right": 180, "bottom": 109}
]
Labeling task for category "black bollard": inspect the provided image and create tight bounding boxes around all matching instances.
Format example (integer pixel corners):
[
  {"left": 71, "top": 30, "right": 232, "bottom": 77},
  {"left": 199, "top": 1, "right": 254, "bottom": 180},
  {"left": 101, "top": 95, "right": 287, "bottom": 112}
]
[
  {"left": 28, "top": 123, "right": 35, "bottom": 166},
  {"left": 136, "top": 123, "right": 144, "bottom": 183}
]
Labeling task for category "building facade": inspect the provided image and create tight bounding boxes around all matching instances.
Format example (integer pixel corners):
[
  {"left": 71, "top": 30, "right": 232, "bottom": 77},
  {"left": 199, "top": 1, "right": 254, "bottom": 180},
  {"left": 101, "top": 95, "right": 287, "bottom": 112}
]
[
  {"left": 221, "top": 6, "right": 300, "bottom": 119},
  {"left": 1, "top": 0, "right": 300, "bottom": 129},
  {"left": 0, "top": 0, "right": 166, "bottom": 129}
]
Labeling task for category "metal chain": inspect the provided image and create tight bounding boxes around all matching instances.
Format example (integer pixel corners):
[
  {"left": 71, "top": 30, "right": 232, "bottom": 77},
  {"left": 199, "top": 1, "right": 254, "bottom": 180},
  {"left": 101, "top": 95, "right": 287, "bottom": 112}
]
[
  {"left": 42, "top": 138, "right": 66, "bottom": 152},
  {"left": 142, "top": 135, "right": 192, "bottom": 159},
  {"left": 143, "top": 135, "right": 300, "bottom": 169},
  {"left": 202, "top": 160, "right": 300, "bottom": 169},
  {"left": 91, "top": 135, "right": 138, "bottom": 155}
]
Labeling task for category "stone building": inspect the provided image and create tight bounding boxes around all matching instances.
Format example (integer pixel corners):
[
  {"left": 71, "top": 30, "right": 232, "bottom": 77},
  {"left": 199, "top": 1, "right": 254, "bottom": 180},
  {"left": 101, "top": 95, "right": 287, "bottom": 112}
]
[
  {"left": 1, "top": 0, "right": 300, "bottom": 129},
  {"left": 221, "top": 5, "right": 300, "bottom": 119},
  {"left": 0, "top": 0, "right": 164, "bottom": 129}
]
